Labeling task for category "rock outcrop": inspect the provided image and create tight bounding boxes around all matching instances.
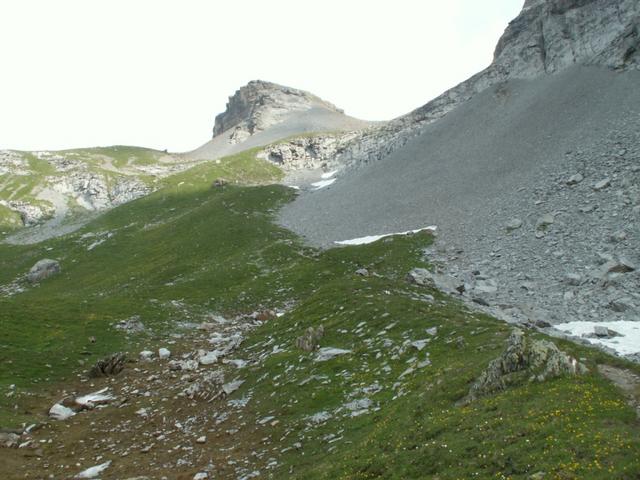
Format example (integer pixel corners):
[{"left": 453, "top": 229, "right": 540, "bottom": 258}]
[
  {"left": 257, "top": 133, "right": 358, "bottom": 171},
  {"left": 213, "top": 80, "right": 344, "bottom": 143},
  {"left": 460, "top": 329, "right": 587, "bottom": 404}
]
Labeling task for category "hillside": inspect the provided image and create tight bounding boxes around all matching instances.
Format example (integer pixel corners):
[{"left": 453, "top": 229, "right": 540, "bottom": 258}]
[
  {"left": 1, "top": 151, "right": 639, "bottom": 479},
  {"left": 0, "top": 81, "right": 369, "bottom": 244},
  {"left": 1, "top": 0, "right": 640, "bottom": 478}
]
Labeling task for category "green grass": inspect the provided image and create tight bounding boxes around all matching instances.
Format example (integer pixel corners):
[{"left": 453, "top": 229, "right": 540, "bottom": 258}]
[{"left": 0, "top": 153, "right": 639, "bottom": 478}]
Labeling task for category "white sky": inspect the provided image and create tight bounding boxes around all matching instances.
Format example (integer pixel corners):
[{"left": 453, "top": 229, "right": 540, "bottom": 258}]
[{"left": 0, "top": 1, "right": 523, "bottom": 153}]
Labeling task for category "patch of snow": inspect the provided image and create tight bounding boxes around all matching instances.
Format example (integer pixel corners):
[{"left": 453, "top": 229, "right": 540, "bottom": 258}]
[
  {"left": 554, "top": 321, "right": 640, "bottom": 356},
  {"left": 321, "top": 170, "right": 338, "bottom": 179},
  {"left": 335, "top": 226, "right": 437, "bottom": 246},
  {"left": 311, "top": 178, "right": 336, "bottom": 190}
]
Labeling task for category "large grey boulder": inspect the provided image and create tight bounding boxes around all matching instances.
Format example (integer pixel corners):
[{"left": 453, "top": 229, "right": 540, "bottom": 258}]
[
  {"left": 27, "top": 259, "right": 61, "bottom": 283},
  {"left": 460, "top": 329, "right": 587, "bottom": 404}
]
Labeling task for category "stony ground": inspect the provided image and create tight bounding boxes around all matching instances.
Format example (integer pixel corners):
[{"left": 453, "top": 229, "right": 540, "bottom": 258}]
[{"left": 279, "top": 66, "right": 640, "bottom": 363}]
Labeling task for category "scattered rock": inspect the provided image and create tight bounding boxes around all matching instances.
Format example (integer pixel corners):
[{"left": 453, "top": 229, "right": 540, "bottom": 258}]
[
  {"left": 49, "top": 403, "right": 76, "bottom": 421},
  {"left": 535, "top": 213, "right": 555, "bottom": 231},
  {"left": 139, "top": 350, "right": 154, "bottom": 361},
  {"left": 563, "top": 273, "right": 582, "bottom": 286},
  {"left": 75, "top": 388, "right": 115, "bottom": 409},
  {"left": 89, "top": 352, "right": 126, "bottom": 378},
  {"left": 0, "top": 432, "right": 20, "bottom": 448},
  {"left": 115, "top": 316, "right": 145, "bottom": 333},
  {"left": 198, "top": 351, "right": 218, "bottom": 366},
  {"left": 27, "top": 259, "right": 60, "bottom": 283},
  {"left": 593, "top": 178, "right": 611, "bottom": 190},
  {"left": 295, "top": 325, "right": 325, "bottom": 352},
  {"left": 591, "top": 326, "right": 621, "bottom": 338},
  {"left": 158, "top": 348, "right": 171, "bottom": 359},
  {"left": 505, "top": 218, "right": 523, "bottom": 231},
  {"left": 355, "top": 268, "right": 369, "bottom": 276},
  {"left": 566, "top": 173, "right": 583, "bottom": 185},
  {"left": 314, "top": 347, "right": 352, "bottom": 362},
  {"left": 222, "top": 380, "right": 244, "bottom": 396}
]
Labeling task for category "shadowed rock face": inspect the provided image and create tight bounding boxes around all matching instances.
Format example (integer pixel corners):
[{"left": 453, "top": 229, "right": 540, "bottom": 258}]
[
  {"left": 495, "top": 0, "right": 640, "bottom": 77},
  {"left": 212, "top": 80, "right": 344, "bottom": 140},
  {"left": 323, "top": 0, "right": 640, "bottom": 170}
]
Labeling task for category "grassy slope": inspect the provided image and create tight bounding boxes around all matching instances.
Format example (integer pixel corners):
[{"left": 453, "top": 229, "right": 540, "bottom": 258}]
[{"left": 0, "top": 154, "right": 639, "bottom": 478}]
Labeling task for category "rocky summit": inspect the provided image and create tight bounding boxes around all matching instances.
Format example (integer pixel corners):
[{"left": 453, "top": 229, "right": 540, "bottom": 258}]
[
  {"left": 1, "top": 1, "right": 640, "bottom": 479},
  {"left": 212, "top": 80, "right": 344, "bottom": 142}
]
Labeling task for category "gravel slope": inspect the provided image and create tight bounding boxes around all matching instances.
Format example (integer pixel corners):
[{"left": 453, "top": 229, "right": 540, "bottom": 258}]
[
  {"left": 279, "top": 67, "right": 640, "bottom": 246},
  {"left": 279, "top": 66, "right": 640, "bottom": 356}
]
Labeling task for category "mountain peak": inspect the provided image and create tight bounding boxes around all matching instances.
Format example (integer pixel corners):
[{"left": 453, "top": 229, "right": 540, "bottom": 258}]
[{"left": 212, "top": 80, "right": 344, "bottom": 141}]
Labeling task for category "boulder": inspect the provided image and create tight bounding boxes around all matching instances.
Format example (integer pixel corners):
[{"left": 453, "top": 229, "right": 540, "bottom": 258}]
[
  {"left": 88, "top": 352, "right": 126, "bottom": 378},
  {"left": 460, "top": 329, "right": 587, "bottom": 404},
  {"left": 27, "top": 259, "right": 60, "bottom": 283},
  {"left": 566, "top": 173, "right": 584, "bottom": 185},
  {"left": 295, "top": 325, "right": 325, "bottom": 352}
]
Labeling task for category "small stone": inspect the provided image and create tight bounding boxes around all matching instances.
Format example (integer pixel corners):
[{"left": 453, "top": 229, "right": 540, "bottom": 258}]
[
  {"left": 196, "top": 436, "right": 206, "bottom": 444},
  {"left": 593, "top": 178, "right": 611, "bottom": 190},
  {"left": 609, "top": 230, "right": 627, "bottom": 243},
  {"left": 355, "top": 268, "right": 369, "bottom": 276},
  {"left": 563, "top": 273, "right": 582, "bottom": 286},
  {"left": 193, "top": 474, "right": 208, "bottom": 480},
  {"left": 505, "top": 218, "right": 523, "bottom": 231},
  {"left": 566, "top": 173, "right": 583, "bottom": 185},
  {"left": 49, "top": 403, "right": 76, "bottom": 421},
  {"left": 198, "top": 351, "right": 218, "bottom": 365},
  {"left": 140, "top": 350, "right": 154, "bottom": 361},
  {"left": 158, "top": 348, "right": 171, "bottom": 359},
  {"left": 536, "top": 213, "right": 554, "bottom": 230},
  {"left": 314, "top": 347, "right": 352, "bottom": 362},
  {"left": 580, "top": 204, "right": 596, "bottom": 213}
]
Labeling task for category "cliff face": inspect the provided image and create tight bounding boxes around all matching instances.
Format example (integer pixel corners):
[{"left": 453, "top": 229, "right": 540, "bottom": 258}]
[
  {"left": 494, "top": 0, "right": 640, "bottom": 76},
  {"left": 337, "top": 0, "right": 640, "bottom": 168},
  {"left": 212, "top": 80, "right": 344, "bottom": 143}
]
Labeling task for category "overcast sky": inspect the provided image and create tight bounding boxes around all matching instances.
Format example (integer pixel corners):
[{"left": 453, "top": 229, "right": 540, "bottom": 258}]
[{"left": 0, "top": 1, "right": 523, "bottom": 152}]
